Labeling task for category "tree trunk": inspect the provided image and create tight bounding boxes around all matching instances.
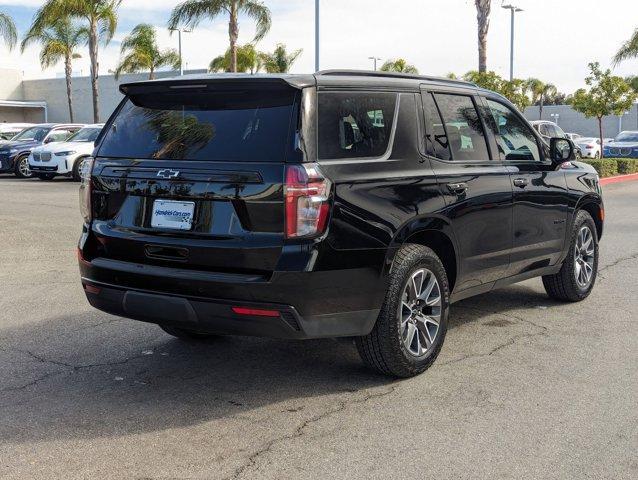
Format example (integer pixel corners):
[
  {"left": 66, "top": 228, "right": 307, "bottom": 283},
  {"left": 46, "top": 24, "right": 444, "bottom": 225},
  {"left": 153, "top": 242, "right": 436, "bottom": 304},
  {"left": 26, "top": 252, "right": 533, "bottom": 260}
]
[
  {"left": 149, "top": 67, "right": 155, "bottom": 80},
  {"left": 64, "top": 55, "right": 74, "bottom": 123},
  {"left": 475, "top": 0, "right": 491, "bottom": 73},
  {"left": 539, "top": 96, "right": 544, "bottom": 120},
  {"left": 229, "top": 3, "right": 239, "bottom": 73},
  {"left": 598, "top": 117, "right": 604, "bottom": 159},
  {"left": 88, "top": 20, "right": 100, "bottom": 123}
]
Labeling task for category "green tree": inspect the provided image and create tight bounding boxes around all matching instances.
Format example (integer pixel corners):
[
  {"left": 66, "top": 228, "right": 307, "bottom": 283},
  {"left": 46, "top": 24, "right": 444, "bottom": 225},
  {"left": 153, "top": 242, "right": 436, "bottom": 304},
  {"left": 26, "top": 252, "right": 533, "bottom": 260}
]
[
  {"left": 21, "top": 18, "right": 84, "bottom": 122},
  {"left": 571, "top": 62, "right": 637, "bottom": 157},
  {"left": 625, "top": 75, "right": 638, "bottom": 94},
  {"left": 115, "top": 24, "right": 180, "bottom": 80},
  {"left": 260, "top": 43, "right": 302, "bottom": 73},
  {"left": 0, "top": 10, "right": 17, "bottom": 50},
  {"left": 613, "top": 27, "right": 638, "bottom": 65},
  {"left": 474, "top": 0, "right": 491, "bottom": 72},
  {"left": 526, "top": 78, "right": 557, "bottom": 120},
  {"left": 209, "top": 43, "right": 262, "bottom": 73},
  {"left": 463, "top": 70, "right": 530, "bottom": 111},
  {"left": 30, "top": 0, "right": 121, "bottom": 123},
  {"left": 169, "top": 0, "right": 271, "bottom": 73},
  {"left": 380, "top": 58, "right": 418, "bottom": 74}
]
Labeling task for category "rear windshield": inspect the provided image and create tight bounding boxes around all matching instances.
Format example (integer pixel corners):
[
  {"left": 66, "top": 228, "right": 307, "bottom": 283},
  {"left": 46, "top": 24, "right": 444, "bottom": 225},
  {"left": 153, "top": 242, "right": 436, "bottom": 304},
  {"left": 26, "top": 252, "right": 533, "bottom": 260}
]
[{"left": 98, "top": 89, "right": 296, "bottom": 161}]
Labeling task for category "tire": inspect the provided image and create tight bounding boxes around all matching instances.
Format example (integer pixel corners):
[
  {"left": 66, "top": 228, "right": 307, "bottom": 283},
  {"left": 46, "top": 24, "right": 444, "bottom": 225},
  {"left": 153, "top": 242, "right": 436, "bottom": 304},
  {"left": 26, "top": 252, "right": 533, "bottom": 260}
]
[
  {"left": 37, "top": 173, "right": 55, "bottom": 181},
  {"left": 13, "top": 155, "right": 33, "bottom": 179},
  {"left": 543, "top": 210, "right": 598, "bottom": 302},
  {"left": 159, "top": 324, "right": 218, "bottom": 341},
  {"left": 72, "top": 156, "right": 89, "bottom": 182},
  {"left": 356, "top": 244, "right": 449, "bottom": 378}
]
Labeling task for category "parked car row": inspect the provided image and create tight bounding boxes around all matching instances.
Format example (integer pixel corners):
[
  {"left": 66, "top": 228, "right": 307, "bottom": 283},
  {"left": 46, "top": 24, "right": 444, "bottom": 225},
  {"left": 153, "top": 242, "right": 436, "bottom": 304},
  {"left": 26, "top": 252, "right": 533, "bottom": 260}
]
[{"left": 0, "top": 123, "right": 103, "bottom": 180}]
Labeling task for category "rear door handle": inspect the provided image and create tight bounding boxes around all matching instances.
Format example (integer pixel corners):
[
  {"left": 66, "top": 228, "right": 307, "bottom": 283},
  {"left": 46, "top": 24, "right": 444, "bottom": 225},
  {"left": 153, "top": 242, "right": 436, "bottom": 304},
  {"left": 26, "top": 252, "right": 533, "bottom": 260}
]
[
  {"left": 446, "top": 182, "right": 468, "bottom": 195},
  {"left": 513, "top": 178, "right": 529, "bottom": 188}
]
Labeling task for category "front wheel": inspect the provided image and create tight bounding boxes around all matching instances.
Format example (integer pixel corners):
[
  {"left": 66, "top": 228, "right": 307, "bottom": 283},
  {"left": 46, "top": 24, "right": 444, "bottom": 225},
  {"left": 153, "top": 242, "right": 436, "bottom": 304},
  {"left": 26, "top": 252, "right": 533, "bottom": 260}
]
[
  {"left": 14, "top": 155, "right": 33, "bottom": 179},
  {"left": 72, "top": 156, "right": 89, "bottom": 182},
  {"left": 356, "top": 244, "right": 449, "bottom": 378},
  {"left": 543, "top": 210, "right": 598, "bottom": 302}
]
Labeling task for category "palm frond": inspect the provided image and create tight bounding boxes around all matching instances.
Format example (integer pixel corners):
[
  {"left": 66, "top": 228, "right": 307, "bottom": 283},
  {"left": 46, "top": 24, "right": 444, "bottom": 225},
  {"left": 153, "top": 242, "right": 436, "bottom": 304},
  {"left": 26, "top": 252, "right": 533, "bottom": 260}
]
[
  {"left": 168, "top": 0, "right": 228, "bottom": 30},
  {"left": 0, "top": 11, "right": 18, "bottom": 50},
  {"left": 241, "top": 0, "right": 271, "bottom": 42},
  {"left": 613, "top": 28, "right": 638, "bottom": 66}
]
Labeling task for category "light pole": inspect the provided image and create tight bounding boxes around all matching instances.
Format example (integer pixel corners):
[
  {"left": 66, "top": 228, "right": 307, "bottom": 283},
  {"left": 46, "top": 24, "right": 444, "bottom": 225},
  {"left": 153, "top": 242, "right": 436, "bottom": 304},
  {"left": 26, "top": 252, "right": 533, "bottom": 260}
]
[
  {"left": 368, "top": 57, "right": 381, "bottom": 71},
  {"left": 502, "top": 4, "right": 523, "bottom": 81},
  {"left": 315, "top": 0, "right": 320, "bottom": 72},
  {"left": 550, "top": 113, "right": 560, "bottom": 126},
  {"left": 169, "top": 28, "right": 192, "bottom": 76}
]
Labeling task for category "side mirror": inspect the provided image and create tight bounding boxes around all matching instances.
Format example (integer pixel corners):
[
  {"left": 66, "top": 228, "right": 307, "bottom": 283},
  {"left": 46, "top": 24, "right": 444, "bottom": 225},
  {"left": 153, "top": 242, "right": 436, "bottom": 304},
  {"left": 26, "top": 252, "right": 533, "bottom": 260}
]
[{"left": 550, "top": 137, "right": 574, "bottom": 163}]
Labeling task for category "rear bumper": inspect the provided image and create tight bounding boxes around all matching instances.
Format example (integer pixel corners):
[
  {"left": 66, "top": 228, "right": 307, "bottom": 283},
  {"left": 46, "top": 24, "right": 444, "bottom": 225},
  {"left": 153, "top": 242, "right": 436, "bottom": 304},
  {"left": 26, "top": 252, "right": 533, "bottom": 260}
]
[
  {"left": 82, "top": 280, "right": 379, "bottom": 339},
  {"left": 79, "top": 254, "right": 385, "bottom": 339}
]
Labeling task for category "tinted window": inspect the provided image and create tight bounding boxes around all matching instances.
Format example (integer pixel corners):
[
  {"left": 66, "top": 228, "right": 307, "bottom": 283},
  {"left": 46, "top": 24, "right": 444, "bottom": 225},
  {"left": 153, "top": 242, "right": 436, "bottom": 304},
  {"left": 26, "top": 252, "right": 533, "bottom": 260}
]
[
  {"left": 318, "top": 92, "right": 397, "bottom": 159},
  {"left": 99, "top": 89, "right": 295, "bottom": 161},
  {"left": 484, "top": 99, "right": 541, "bottom": 162},
  {"left": 422, "top": 92, "right": 452, "bottom": 160},
  {"left": 616, "top": 132, "right": 638, "bottom": 142},
  {"left": 433, "top": 93, "right": 490, "bottom": 161},
  {"left": 538, "top": 124, "right": 550, "bottom": 136},
  {"left": 69, "top": 127, "right": 102, "bottom": 142}
]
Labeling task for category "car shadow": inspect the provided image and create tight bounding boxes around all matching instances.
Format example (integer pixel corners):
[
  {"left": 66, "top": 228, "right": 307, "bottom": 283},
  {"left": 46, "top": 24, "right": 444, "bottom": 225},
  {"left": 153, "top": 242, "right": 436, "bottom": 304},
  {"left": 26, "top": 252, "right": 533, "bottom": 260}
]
[{"left": 0, "top": 283, "right": 554, "bottom": 444}]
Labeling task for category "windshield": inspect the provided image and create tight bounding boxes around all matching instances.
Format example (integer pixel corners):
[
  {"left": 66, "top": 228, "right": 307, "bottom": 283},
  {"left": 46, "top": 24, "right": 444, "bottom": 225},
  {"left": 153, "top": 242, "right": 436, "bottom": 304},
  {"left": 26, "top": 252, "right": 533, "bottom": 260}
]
[
  {"left": 68, "top": 127, "right": 102, "bottom": 143},
  {"left": 614, "top": 132, "right": 638, "bottom": 142},
  {"left": 13, "top": 126, "right": 50, "bottom": 142},
  {"left": 98, "top": 88, "right": 296, "bottom": 161}
]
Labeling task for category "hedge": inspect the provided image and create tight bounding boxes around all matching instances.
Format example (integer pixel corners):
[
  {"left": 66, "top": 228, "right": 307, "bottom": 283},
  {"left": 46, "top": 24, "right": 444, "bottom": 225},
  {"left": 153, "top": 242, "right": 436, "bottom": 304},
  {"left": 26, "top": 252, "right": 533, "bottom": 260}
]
[{"left": 581, "top": 158, "right": 638, "bottom": 177}]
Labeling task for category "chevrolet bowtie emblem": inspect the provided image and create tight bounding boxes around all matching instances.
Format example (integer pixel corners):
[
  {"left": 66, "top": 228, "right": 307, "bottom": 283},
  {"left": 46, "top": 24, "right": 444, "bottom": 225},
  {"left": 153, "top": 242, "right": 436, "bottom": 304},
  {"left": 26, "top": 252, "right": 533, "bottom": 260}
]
[{"left": 157, "top": 169, "right": 180, "bottom": 179}]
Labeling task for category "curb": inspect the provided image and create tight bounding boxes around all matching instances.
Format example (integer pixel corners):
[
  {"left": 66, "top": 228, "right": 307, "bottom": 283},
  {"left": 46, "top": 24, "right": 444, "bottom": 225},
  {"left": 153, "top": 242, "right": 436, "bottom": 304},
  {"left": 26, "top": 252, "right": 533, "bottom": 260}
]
[{"left": 600, "top": 172, "right": 638, "bottom": 186}]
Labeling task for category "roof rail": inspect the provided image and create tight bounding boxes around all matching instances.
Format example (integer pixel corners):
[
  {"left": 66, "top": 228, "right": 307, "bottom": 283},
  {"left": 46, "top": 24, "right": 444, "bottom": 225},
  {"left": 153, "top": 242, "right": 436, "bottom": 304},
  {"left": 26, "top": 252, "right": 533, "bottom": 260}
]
[{"left": 315, "top": 69, "right": 475, "bottom": 86}]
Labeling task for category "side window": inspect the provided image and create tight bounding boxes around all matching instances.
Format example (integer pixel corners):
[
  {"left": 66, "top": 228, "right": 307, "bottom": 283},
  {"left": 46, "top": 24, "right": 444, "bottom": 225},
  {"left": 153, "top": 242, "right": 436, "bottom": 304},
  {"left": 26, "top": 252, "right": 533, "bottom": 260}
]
[
  {"left": 433, "top": 93, "right": 490, "bottom": 161},
  {"left": 422, "top": 92, "right": 451, "bottom": 160},
  {"left": 539, "top": 124, "right": 550, "bottom": 137},
  {"left": 318, "top": 91, "right": 397, "bottom": 160},
  {"left": 553, "top": 124, "right": 566, "bottom": 138},
  {"left": 46, "top": 129, "right": 72, "bottom": 143},
  {"left": 484, "top": 99, "right": 541, "bottom": 162}
]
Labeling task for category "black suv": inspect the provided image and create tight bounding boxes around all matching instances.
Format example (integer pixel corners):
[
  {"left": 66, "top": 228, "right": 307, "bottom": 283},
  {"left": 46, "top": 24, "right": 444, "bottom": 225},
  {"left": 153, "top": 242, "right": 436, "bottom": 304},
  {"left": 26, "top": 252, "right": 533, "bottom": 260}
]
[{"left": 78, "top": 71, "right": 603, "bottom": 377}]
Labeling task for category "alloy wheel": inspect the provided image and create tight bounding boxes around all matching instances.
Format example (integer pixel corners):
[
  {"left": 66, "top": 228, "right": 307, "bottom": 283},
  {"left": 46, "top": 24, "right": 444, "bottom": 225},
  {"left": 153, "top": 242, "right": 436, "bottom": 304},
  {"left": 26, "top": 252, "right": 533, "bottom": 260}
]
[
  {"left": 399, "top": 268, "right": 442, "bottom": 357},
  {"left": 18, "top": 157, "right": 32, "bottom": 178},
  {"left": 574, "top": 226, "right": 595, "bottom": 288}
]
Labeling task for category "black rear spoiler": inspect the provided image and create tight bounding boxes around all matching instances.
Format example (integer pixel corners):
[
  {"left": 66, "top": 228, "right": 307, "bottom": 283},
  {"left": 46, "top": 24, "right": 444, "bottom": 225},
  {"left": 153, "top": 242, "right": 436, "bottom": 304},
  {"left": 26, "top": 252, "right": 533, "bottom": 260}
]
[{"left": 120, "top": 74, "right": 316, "bottom": 96}]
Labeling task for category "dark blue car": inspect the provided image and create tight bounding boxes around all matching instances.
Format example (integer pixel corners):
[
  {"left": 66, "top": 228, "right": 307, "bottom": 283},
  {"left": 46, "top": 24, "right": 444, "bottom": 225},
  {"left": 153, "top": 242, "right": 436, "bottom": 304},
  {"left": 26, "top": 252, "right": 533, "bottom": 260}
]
[
  {"left": 603, "top": 131, "right": 638, "bottom": 158},
  {"left": 0, "top": 124, "right": 83, "bottom": 178}
]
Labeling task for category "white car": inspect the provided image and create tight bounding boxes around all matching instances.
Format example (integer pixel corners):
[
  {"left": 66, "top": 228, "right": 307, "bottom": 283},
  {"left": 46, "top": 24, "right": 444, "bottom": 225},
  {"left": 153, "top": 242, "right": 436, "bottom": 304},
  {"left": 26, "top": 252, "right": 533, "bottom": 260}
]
[
  {"left": 0, "top": 123, "right": 34, "bottom": 141},
  {"left": 29, "top": 124, "right": 103, "bottom": 181},
  {"left": 575, "top": 137, "right": 602, "bottom": 159}
]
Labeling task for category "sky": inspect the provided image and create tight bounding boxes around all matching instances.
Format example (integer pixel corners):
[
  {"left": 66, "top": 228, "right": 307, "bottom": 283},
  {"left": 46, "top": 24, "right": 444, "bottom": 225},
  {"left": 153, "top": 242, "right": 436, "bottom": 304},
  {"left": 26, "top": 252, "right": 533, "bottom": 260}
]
[{"left": 0, "top": 0, "right": 636, "bottom": 94}]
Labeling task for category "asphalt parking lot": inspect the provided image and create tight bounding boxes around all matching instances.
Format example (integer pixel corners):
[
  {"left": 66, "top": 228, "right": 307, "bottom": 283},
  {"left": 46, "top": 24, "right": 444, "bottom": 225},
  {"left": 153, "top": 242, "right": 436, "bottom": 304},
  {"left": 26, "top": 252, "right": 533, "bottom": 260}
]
[{"left": 1, "top": 175, "right": 637, "bottom": 479}]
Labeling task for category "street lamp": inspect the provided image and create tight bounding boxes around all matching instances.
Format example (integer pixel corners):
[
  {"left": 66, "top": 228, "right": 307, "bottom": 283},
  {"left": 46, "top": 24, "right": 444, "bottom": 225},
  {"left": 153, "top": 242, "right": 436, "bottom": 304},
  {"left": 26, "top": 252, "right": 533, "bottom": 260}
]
[
  {"left": 315, "top": 0, "right": 320, "bottom": 72},
  {"left": 169, "top": 28, "right": 192, "bottom": 76},
  {"left": 368, "top": 57, "right": 382, "bottom": 71},
  {"left": 550, "top": 113, "right": 560, "bottom": 126},
  {"left": 501, "top": 3, "right": 523, "bottom": 81}
]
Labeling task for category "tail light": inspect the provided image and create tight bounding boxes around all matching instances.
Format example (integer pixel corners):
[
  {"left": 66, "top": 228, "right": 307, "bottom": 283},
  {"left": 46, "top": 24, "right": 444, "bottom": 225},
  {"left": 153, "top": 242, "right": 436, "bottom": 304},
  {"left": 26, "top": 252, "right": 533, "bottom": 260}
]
[
  {"left": 284, "top": 163, "right": 331, "bottom": 238},
  {"left": 79, "top": 156, "right": 94, "bottom": 223}
]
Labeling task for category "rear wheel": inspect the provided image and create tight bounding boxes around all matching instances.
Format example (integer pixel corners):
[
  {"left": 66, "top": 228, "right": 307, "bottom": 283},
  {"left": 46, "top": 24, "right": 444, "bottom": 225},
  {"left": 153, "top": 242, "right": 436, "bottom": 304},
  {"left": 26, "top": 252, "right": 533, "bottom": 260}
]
[
  {"left": 543, "top": 210, "right": 598, "bottom": 302},
  {"left": 14, "top": 155, "right": 33, "bottom": 179},
  {"left": 356, "top": 244, "right": 449, "bottom": 378},
  {"left": 159, "top": 324, "right": 218, "bottom": 341}
]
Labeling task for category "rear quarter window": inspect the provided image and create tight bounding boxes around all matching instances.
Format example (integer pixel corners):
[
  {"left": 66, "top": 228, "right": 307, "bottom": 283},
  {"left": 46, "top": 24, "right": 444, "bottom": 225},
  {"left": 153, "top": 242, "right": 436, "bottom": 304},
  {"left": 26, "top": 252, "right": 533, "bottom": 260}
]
[
  {"left": 97, "top": 88, "right": 296, "bottom": 162},
  {"left": 318, "top": 91, "right": 397, "bottom": 160}
]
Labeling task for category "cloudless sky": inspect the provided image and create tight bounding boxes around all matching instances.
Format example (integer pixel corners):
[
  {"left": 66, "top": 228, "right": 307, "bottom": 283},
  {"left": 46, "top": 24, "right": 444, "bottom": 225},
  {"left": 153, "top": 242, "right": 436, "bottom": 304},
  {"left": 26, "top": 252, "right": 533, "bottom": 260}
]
[{"left": 0, "top": 0, "right": 636, "bottom": 93}]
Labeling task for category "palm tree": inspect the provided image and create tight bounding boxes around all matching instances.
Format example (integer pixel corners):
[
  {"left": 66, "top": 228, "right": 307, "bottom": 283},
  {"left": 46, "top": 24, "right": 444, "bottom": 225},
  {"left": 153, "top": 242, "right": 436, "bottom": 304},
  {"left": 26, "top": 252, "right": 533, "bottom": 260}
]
[
  {"left": 115, "top": 24, "right": 180, "bottom": 80},
  {"left": 21, "top": 19, "right": 84, "bottom": 122},
  {"left": 613, "top": 28, "right": 638, "bottom": 65},
  {"left": 209, "top": 43, "right": 262, "bottom": 73},
  {"left": 380, "top": 58, "right": 418, "bottom": 74},
  {"left": 168, "top": 0, "right": 271, "bottom": 73},
  {"left": 0, "top": 10, "right": 17, "bottom": 50},
  {"left": 31, "top": 0, "right": 121, "bottom": 123},
  {"left": 260, "top": 44, "right": 302, "bottom": 73},
  {"left": 475, "top": 0, "right": 491, "bottom": 72},
  {"left": 526, "top": 78, "right": 557, "bottom": 120}
]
